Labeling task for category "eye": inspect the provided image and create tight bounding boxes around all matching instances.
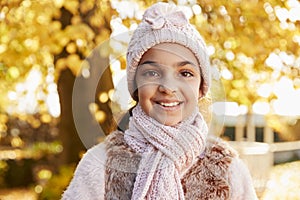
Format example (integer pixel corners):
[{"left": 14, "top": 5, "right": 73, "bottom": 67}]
[
  {"left": 143, "top": 70, "right": 160, "bottom": 77},
  {"left": 180, "top": 70, "right": 194, "bottom": 77}
]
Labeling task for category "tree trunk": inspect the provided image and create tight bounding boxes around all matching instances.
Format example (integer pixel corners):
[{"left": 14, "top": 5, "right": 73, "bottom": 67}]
[
  {"left": 55, "top": 2, "right": 115, "bottom": 165},
  {"left": 57, "top": 68, "right": 85, "bottom": 165},
  {"left": 72, "top": 48, "right": 115, "bottom": 149}
]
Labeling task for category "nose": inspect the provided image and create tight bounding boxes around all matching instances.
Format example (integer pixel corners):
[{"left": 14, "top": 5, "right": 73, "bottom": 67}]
[{"left": 158, "top": 76, "right": 178, "bottom": 95}]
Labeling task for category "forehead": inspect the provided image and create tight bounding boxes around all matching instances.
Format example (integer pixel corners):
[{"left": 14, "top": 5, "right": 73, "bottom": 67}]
[{"left": 139, "top": 43, "right": 199, "bottom": 67}]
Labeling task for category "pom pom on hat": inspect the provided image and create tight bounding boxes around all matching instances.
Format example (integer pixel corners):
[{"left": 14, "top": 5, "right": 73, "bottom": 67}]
[{"left": 126, "top": 2, "right": 211, "bottom": 100}]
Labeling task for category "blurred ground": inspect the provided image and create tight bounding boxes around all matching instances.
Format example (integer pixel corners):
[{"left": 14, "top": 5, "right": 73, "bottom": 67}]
[
  {"left": 0, "top": 188, "right": 37, "bottom": 200},
  {"left": 0, "top": 160, "right": 299, "bottom": 200},
  {"left": 261, "top": 160, "right": 300, "bottom": 200}
]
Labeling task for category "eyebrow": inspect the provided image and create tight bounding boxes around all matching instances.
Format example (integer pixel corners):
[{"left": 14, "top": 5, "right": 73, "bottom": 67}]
[{"left": 139, "top": 60, "right": 197, "bottom": 68}]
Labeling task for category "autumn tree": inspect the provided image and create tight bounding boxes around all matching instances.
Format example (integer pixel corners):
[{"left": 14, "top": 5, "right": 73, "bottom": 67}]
[
  {"left": 0, "top": 0, "right": 117, "bottom": 166},
  {"left": 194, "top": 0, "right": 300, "bottom": 106},
  {"left": 1, "top": 0, "right": 300, "bottom": 167}
]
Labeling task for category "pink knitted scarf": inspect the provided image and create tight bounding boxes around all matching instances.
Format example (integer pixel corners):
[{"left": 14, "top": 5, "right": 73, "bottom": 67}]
[{"left": 124, "top": 104, "right": 208, "bottom": 199}]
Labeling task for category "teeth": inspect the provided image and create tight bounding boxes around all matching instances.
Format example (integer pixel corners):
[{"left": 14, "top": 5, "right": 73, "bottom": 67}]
[{"left": 159, "top": 102, "right": 180, "bottom": 107}]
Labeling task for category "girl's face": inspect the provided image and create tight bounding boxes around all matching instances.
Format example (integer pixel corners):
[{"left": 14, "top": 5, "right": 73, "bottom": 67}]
[{"left": 135, "top": 43, "right": 202, "bottom": 126}]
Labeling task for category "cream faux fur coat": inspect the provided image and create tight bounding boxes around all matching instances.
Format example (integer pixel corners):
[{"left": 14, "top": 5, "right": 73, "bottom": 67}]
[{"left": 62, "top": 131, "right": 258, "bottom": 200}]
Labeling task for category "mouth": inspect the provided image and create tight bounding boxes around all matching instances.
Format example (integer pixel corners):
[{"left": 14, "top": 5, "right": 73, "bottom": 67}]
[
  {"left": 158, "top": 101, "right": 181, "bottom": 107},
  {"left": 155, "top": 100, "right": 183, "bottom": 109}
]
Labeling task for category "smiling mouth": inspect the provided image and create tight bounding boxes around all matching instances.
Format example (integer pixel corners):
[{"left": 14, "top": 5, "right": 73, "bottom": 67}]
[{"left": 156, "top": 101, "right": 182, "bottom": 107}]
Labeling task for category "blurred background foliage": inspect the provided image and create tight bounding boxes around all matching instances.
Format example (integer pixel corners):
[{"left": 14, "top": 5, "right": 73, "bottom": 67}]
[{"left": 0, "top": 0, "right": 300, "bottom": 199}]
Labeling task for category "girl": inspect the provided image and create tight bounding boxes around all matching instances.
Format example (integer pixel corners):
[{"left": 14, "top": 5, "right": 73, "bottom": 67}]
[{"left": 62, "top": 2, "right": 257, "bottom": 199}]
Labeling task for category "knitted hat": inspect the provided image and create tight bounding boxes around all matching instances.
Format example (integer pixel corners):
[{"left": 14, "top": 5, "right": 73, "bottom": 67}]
[{"left": 126, "top": 2, "right": 211, "bottom": 100}]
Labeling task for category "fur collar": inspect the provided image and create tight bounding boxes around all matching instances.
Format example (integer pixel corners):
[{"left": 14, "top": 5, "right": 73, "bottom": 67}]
[{"left": 104, "top": 131, "right": 237, "bottom": 199}]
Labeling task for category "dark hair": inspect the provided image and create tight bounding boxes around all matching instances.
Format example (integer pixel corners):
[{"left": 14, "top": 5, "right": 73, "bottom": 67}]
[{"left": 117, "top": 105, "right": 136, "bottom": 132}]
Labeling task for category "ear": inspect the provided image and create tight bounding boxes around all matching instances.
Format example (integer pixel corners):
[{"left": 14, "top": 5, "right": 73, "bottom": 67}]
[
  {"left": 198, "top": 89, "right": 203, "bottom": 100},
  {"left": 198, "top": 77, "right": 204, "bottom": 100}
]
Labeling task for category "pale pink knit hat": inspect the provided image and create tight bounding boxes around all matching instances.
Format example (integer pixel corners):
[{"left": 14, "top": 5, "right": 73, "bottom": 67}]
[{"left": 126, "top": 2, "right": 211, "bottom": 100}]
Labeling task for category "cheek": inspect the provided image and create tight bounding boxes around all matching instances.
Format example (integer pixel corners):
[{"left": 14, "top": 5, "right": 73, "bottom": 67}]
[
  {"left": 184, "top": 81, "right": 201, "bottom": 100},
  {"left": 192, "top": 90, "right": 200, "bottom": 103},
  {"left": 137, "top": 87, "right": 153, "bottom": 116},
  {"left": 194, "top": 79, "right": 202, "bottom": 99},
  {"left": 137, "top": 85, "right": 156, "bottom": 101}
]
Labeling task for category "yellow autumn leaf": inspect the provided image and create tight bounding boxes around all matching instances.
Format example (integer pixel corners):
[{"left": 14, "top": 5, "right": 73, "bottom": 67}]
[{"left": 66, "top": 54, "right": 82, "bottom": 76}]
